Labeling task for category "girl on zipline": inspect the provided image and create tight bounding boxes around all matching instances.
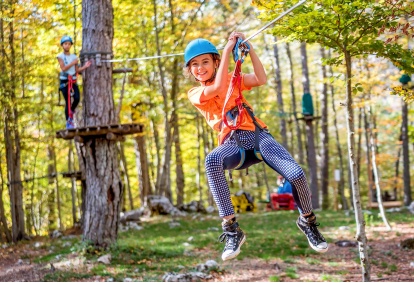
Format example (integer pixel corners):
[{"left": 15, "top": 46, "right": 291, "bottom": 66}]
[
  {"left": 57, "top": 35, "right": 91, "bottom": 129},
  {"left": 183, "top": 32, "right": 328, "bottom": 261}
]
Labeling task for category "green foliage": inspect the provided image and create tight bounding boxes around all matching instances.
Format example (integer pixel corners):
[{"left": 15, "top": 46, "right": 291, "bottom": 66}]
[
  {"left": 285, "top": 266, "right": 299, "bottom": 279},
  {"left": 254, "top": 0, "right": 414, "bottom": 73},
  {"left": 268, "top": 275, "right": 280, "bottom": 281},
  {"left": 320, "top": 273, "right": 341, "bottom": 282}
]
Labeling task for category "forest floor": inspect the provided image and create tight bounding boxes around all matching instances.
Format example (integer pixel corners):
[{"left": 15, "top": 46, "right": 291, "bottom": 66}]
[{"left": 0, "top": 211, "right": 413, "bottom": 282}]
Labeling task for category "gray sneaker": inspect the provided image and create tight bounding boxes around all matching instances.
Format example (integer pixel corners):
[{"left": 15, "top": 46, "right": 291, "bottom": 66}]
[
  {"left": 296, "top": 212, "right": 328, "bottom": 253},
  {"left": 218, "top": 219, "right": 246, "bottom": 261}
]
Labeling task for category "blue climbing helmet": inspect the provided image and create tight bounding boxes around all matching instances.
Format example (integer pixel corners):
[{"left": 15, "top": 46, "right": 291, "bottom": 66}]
[
  {"left": 184, "top": 38, "right": 219, "bottom": 66},
  {"left": 60, "top": 35, "right": 73, "bottom": 45}
]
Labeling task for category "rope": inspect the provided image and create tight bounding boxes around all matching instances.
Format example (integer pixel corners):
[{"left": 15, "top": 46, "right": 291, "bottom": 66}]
[
  {"left": 6, "top": 172, "right": 79, "bottom": 186},
  {"left": 102, "top": 0, "right": 307, "bottom": 63}
]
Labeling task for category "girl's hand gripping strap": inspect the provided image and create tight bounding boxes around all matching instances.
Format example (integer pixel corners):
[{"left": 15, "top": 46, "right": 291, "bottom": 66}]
[{"left": 233, "top": 38, "right": 250, "bottom": 63}]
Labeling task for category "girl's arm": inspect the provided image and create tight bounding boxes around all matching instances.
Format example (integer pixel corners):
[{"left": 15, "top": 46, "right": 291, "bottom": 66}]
[
  {"left": 243, "top": 43, "right": 267, "bottom": 87},
  {"left": 57, "top": 57, "right": 78, "bottom": 72}
]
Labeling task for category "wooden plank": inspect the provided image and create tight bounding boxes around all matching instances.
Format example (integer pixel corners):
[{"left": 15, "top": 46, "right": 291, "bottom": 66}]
[
  {"left": 113, "top": 68, "right": 133, "bottom": 74},
  {"left": 367, "top": 201, "right": 402, "bottom": 208},
  {"left": 56, "top": 123, "right": 144, "bottom": 140},
  {"left": 61, "top": 171, "right": 83, "bottom": 180}
]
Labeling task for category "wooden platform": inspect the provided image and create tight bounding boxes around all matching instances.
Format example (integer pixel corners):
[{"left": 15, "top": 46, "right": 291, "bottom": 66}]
[
  {"left": 62, "top": 171, "right": 83, "bottom": 180},
  {"left": 367, "top": 201, "right": 403, "bottom": 208},
  {"left": 56, "top": 123, "right": 144, "bottom": 142},
  {"left": 288, "top": 116, "right": 322, "bottom": 123}
]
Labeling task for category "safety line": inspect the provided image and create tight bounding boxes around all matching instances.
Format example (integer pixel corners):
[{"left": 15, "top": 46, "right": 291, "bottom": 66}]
[{"left": 102, "top": 0, "right": 307, "bottom": 63}]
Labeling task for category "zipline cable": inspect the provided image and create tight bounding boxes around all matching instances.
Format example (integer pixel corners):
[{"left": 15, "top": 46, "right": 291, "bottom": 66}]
[
  {"left": 241, "top": 0, "right": 306, "bottom": 44},
  {"left": 102, "top": 0, "right": 306, "bottom": 63}
]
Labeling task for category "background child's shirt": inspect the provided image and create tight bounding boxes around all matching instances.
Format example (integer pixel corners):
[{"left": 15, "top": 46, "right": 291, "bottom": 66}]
[
  {"left": 57, "top": 53, "right": 78, "bottom": 80},
  {"left": 188, "top": 72, "right": 267, "bottom": 145}
]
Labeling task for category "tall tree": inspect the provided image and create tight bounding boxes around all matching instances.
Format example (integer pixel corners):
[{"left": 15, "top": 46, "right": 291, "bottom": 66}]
[
  {"left": 273, "top": 37, "right": 288, "bottom": 150},
  {"left": 0, "top": 0, "right": 26, "bottom": 242},
  {"left": 327, "top": 50, "right": 347, "bottom": 210},
  {"left": 0, "top": 149, "right": 12, "bottom": 242},
  {"left": 401, "top": 95, "right": 412, "bottom": 206},
  {"left": 300, "top": 42, "right": 319, "bottom": 209},
  {"left": 319, "top": 47, "right": 329, "bottom": 209},
  {"left": 81, "top": 0, "right": 122, "bottom": 248},
  {"left": 285, "top": 42, "right": 305, "bottom": 165}
]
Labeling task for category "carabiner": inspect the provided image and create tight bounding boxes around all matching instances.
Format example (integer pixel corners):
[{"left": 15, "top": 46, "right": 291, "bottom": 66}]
[{"left": 232, "top": 38, "right": 250, "bottom": 63}]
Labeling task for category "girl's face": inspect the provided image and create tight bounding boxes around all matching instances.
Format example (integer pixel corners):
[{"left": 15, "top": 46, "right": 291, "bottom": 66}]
[
  {"left": 189, "top": 54, "right": 218, "bottom": 84},
  {"left": 62, "top": 41, "right": 72, "bottom": 52}
]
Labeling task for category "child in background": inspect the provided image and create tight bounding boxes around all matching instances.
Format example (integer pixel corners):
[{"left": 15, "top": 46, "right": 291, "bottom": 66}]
[
  {"left": 57, "top": 35, "right": 91, "bottom": 129},
  {"left": 183, "top": 32, "right": 328, "bottom": 261}
]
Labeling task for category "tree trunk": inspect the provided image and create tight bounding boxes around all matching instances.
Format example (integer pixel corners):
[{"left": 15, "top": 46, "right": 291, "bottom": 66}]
[
  {"left": 401, "top": 100, "right": 412, "bottom": 206},
  {"left": 68, "top": 141, "right": 78, "bottom": 224},
  {"left": 134, "top": 134, "right": 152, "bottom": 207},
  {"left": 118, "top": 143, "right": 133, "bottom": 211},
  {"left": 51, "top": 145, "right": 63, "bottom": 230},
  {"left": 262, "top": 163, "right": 274, "bottom": 210},
  {"left": 74, "top": 141, "right": 86, "bottom": 227},
  {"left": 151, "top": 118, "right": 161, "bottom": 194},
  {"left": 286, "top": 43, "right": 305, "bottom": 165},
  {"left": 367, "top": 109, "right": 391, "bottom": 230},
  {"left": 394, "top": 127, "right": 402, "bottom": 196},
  {"left": 1, "top": 6, "right": 26, "bottom": 242},
  {"left": 153, "top": 0, "right": 172, "bottom": 201},
  {"left": 173, "top": 120, "right": 185, "bottom": 206},
  {"left": 319, "top": 47, "right": 329, "bottom": 209},
  {"left": 327, "top": 50, "right": 347, "bottom": 210},
  {"left": 344, "top": 50, "right": 370, "bottom": 281},
  {"left": 356, "top": 108, "right": 363, "bottom": 182},
  {"left": 273, "top": 37, "right": 288, "bottom": 150},
  {"left": 196, "top": 115, "right": 202, "bottom": 202},
  {"left": 0, "top": 154, "right": 12, "bottom": 242},
  {"left": 47, "top": 145, "right": 57, "bottom": 231},
  {"left": 201, "top": 115, "right": 214, "bottom": 206},
  {"left": 167, "top": 0, "right": 185, "bottom": 207},
  {"left": 81, "top": 0, "right": 122, "bottom": 248},
  {"left": 300, "top": 42, "right": 319, "bottom": 209}
]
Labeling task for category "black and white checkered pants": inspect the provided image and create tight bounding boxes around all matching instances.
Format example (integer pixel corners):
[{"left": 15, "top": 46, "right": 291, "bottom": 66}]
[{"left": 205, "top": 130, "right": 313, "bottom": 217}]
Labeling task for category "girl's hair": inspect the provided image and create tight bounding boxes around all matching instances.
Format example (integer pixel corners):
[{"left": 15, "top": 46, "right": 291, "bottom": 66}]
[{"left": 183, "top": 53, "right": 221, "bottom": 82}]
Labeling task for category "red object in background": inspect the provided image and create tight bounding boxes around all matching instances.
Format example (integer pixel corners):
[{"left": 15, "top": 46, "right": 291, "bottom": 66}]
[{"left": 267, "top": 193, "right": 295, "bottom": 210}]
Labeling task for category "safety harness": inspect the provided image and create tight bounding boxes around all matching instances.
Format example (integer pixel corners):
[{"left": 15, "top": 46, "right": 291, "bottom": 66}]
[
  {"left": 59, "top": 74, "right": 76, "bottom": 119},
  {"left": 67, "top": 75, "right": 76, "bottom": 119},
  {"left": 221, "top": 39, "right": 269, "bottom": 178}
]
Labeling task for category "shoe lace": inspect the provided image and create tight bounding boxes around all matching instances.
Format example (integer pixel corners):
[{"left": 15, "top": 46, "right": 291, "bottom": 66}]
[
  {"left": 218, "top": 231, "right": 238, "bottom": 250},
  {"left": 306, "top": 222, "right": 326, "bottom": 244}
]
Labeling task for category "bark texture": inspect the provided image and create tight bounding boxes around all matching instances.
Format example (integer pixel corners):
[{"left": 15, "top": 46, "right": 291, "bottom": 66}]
[{"left": 81, "top": 0, "right": 122, "bottom": 248}]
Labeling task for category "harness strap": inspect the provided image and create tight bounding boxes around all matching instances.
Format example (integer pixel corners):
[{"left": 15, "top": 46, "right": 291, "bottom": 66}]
[
  {"left": 67, "top": 75, "right": 76, "bottom": 119},
  {"left": 242, "top": 104, "right": 268, "bottom": 160},
  {"left": 231, "top": 130, "right": 246, "bottom": 170},
  {"left": 221, "top": 38, "right": 251, "bottom": 131},
  {"left": 225, "top": 103, "right": 267, "bottom": 185}
]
